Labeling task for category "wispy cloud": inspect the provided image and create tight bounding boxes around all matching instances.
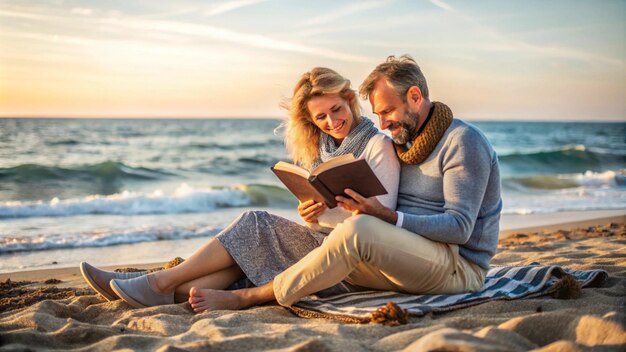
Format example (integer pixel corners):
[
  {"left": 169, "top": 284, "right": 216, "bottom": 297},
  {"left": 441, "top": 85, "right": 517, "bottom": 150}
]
[
  {"left": 508, "top": 22, "right": 613, "bottom": 38},
  {"left": 205, "top": 0, "right": 269, "bottom": 16},
  {"left": 429, "top": 0, "right": 456, "bottom": 13},
  {"left": 141, "top": 0, "right": 269, "bottom": 19},
  {"left": 70, "top": 8, "right": 92, "bottom": 16},
  {"left": 0, "top": 30, "right": 92, "bottom": 47},
  {"left": 292, "top": 23, "right": 372, "bottom": 38},
  {"left": 485, "top": 40, "right": 624, "bottom": 67},
  {"left": 426, "top": 1, "right": 624, "bottom": 68},
  {"left": 0, "top": 5, "right": 370, "bottom": 63},
  {"left": 100, "top": 17, "right": 371, "bottom": 62},
  {"left": 0, "top": 8, "right": 57, "bottom": 20},
  {"left": 303, "top": 0, "right": 390, "bottom": 26}
]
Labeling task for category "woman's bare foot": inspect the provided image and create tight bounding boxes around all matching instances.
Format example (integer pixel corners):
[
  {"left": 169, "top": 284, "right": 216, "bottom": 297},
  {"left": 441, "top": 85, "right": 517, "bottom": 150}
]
[
  {"left": 188, "top": 287, "right": 244, "bottom": 312},
  {"left": 188, "top": 281, "right": 276, "bottom": 313}
]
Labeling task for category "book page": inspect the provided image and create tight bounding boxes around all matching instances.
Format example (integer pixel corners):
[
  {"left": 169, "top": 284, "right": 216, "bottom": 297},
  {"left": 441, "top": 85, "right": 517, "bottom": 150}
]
[
  {"left": 310, "top": 154, "right": 356, "bottom": 176},
  {"left": 272, "top": 161, "right": 310, "bottom": 179}
]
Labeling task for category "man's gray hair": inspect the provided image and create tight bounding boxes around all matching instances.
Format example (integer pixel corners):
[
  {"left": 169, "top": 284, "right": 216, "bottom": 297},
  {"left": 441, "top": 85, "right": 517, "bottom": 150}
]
[{"left": 359, "top": 55, "right": 429, "bottom": 102}]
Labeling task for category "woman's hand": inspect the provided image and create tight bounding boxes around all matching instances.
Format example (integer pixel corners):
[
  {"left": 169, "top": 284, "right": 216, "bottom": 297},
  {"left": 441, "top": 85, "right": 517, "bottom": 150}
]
[
  {"left": 336, "top": 189, "right": 398, "bottom": 224},
  {"left": 298, "top": 200, "right": 327, "bottom": 223}
]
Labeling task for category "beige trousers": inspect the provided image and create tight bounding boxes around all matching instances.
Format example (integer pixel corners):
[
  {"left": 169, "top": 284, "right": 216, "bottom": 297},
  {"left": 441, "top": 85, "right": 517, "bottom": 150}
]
[{"left": 273, "top": 214, "right": 487, "bottom": 306}]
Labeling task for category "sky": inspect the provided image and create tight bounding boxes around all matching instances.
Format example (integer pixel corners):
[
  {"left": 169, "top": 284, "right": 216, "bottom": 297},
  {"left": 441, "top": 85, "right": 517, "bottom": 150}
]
[{"left": 0, "top": 0, "right": 624, "bottom": 121}]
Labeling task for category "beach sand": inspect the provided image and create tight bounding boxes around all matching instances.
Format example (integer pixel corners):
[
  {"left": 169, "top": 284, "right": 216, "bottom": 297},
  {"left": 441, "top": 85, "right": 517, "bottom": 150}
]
[{"left": 1, "top": 214, "right": 625, "bottom": 351}]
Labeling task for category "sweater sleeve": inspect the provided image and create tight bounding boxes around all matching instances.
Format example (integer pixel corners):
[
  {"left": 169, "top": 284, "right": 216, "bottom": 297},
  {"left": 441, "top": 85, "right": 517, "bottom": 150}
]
[
  {"left": 400, "top": 128, "right": 493, "bottom": 244},
  {"left": 365, "top": 134, "right": 400, "bottom": 210}
]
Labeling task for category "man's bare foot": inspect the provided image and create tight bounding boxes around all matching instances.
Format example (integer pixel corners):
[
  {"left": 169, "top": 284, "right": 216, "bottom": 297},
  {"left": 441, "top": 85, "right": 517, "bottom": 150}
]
[{"left": 188, "top": 287, "right": 244, "bottom": 313}]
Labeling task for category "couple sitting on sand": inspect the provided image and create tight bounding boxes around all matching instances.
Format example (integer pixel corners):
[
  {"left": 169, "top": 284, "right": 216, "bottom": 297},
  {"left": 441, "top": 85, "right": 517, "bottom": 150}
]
[{"left": 80, "top": 55, "right": 502, "bottom": 312}]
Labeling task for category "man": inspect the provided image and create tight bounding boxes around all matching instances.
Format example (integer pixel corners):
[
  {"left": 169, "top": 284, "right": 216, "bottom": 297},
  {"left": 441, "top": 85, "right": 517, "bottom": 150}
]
[
  {"left": 268, "top": 55, "right": 502, "bottom": 306},
  {"left": 183, "top": 55, "right": 502, "bottom": 310}
]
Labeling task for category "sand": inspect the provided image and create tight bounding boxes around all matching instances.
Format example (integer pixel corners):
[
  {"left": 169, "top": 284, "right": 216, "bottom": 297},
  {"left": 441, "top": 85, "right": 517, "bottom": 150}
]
[{"left": 1, "top": 215, "right": 625, "bottom": 351}]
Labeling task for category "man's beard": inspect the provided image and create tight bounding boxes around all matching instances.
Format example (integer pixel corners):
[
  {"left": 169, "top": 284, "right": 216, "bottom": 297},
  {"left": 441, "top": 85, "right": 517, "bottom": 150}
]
[{"left": 391, "top": 109, "right": 419, "bottom": 145}]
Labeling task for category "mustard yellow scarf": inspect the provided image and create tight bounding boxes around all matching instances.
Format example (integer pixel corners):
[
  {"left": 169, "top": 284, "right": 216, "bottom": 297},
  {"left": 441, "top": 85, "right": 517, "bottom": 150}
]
[{"left": 395, "top": 101, "right": 453, "bottom": 165}]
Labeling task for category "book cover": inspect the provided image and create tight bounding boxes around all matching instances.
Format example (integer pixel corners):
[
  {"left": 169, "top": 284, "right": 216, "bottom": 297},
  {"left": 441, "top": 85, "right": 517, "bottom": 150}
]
[{"left": 271, "top": 155, "right": 387, "bottom": 208}]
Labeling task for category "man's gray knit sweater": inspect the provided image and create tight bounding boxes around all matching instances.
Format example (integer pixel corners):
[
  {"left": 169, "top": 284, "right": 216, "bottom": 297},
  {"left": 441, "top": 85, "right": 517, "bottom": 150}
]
[{"left": 397, "top": 118, "right": 502, "bottom": 269}]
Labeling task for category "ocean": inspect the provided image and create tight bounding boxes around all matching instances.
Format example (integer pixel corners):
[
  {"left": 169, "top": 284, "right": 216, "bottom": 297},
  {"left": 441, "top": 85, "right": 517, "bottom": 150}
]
[{"left": 1, "top": 118, "right": 625, "bottom": 272}]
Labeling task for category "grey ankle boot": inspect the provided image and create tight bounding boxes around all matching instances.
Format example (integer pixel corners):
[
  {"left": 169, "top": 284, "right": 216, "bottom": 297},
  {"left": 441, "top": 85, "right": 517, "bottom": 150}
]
[{"left": 110, "top": 274, "right": 175, "bottom": 308}]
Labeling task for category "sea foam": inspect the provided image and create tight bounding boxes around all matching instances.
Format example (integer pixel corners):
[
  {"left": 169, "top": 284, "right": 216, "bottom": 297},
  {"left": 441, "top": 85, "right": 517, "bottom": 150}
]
[
  {"left": 0, "top": 223, "right": 221, "bottom": 253},
  {"left": 0, "top": 183, "right": 294, "bottom": 219},
  {"left": 504, "top": 169, "right": 626, "bottom": 190}
]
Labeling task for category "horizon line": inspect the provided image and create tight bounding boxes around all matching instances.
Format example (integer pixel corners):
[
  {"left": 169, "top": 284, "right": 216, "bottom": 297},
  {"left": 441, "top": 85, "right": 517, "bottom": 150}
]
[{"left": 1, "top": 116, "right": 624, "bottom": 123}]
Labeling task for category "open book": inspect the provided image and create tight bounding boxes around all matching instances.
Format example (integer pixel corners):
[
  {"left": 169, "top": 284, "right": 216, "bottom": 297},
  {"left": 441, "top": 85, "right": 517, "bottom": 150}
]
[{"left": 271, "top": 154, "right": 387, "bottom": 208}]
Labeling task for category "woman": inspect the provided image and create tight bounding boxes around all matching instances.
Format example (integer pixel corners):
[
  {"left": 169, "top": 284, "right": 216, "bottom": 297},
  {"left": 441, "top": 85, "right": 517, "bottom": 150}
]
[{"left": 80, "top": 67, "right": 400, "bottom": 311}]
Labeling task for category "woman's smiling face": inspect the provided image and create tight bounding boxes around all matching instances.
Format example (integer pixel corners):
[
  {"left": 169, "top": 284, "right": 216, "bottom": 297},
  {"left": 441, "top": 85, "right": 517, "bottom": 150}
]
[{"left": 307, "top": 94, "right": 355, "bottom": 144}]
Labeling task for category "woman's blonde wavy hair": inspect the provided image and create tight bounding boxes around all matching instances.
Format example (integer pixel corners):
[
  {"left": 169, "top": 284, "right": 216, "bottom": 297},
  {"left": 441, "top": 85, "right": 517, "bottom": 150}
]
[{"left": 279, "top": 67, "right": 362, "bottom": 170}]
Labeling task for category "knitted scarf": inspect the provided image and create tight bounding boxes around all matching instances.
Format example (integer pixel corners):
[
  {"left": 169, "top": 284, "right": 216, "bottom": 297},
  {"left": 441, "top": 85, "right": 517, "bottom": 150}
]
[
  {"left": 395, "top": 101, "right": 453, "bottom": 165},
  {"left": 311, "top": 118, "right": 378, "bottom": 169}
]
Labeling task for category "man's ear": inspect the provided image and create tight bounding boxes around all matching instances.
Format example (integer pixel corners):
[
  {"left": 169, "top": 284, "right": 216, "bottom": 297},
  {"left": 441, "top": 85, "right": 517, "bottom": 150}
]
[
  {"left": 405, "top": 86, "right": 422, "bottom": 107},
  {"left": 344, "top": 90, "right": 356, "bottom": 102}
]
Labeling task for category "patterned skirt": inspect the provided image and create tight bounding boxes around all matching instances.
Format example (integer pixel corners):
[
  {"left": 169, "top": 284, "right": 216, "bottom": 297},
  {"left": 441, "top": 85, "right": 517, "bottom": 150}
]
[{"left": 216, "top": 210, "right": 328, "bottom": 286}]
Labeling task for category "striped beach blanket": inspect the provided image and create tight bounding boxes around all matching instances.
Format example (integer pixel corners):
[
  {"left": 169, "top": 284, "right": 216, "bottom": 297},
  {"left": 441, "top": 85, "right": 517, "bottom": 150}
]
[{"left": 289, "top": 264, "right": 608, "bottom": 323}]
